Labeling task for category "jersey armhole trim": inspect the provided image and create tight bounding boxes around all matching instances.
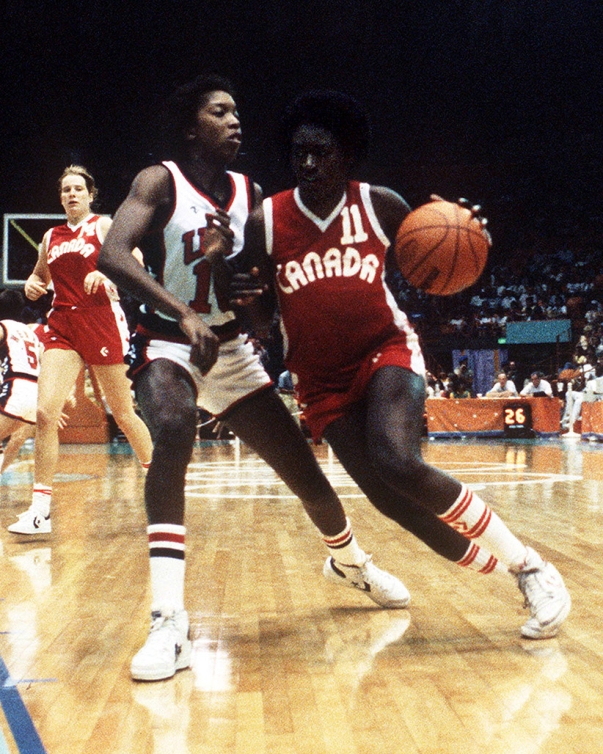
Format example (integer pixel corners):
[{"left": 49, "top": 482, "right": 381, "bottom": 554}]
[
  {"left": 360, "top": 183, "right": 389, "bottom": 248},
  {"left": 264, "top": 198, "right": 274, "bottom": 256}
]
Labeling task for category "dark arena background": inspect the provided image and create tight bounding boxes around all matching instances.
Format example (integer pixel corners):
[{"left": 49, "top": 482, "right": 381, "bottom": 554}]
[{"left": 2, "top": 1, "right": 601, "bottom": 246}]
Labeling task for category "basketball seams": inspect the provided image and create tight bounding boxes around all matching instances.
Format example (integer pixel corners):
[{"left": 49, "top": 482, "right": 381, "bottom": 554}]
[
  {"left": 431, "top": 216, "right": 460, "bottom": 295},
  {"left": 467, "top": 228, "right": 485, "bottom": 277},
  {"left": 440, "top": 220, "right": 462, "bottom": 295},
  {"left": 399, "top": 227, "right": 452, "bottom": 282},
  {"left": 397, "top": 222, "right": 486, "bottom": 244},
  {"left": 395, "top": 199, "right": 489, "bottom": 295}
]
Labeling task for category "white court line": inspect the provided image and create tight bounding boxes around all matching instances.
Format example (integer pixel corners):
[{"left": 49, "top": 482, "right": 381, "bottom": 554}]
[
  {"left": 184, "top": 458, "right": 582, "bottom": 498},
  {"left": 472, "top": 475, "right": 582, "bottom": 487}
]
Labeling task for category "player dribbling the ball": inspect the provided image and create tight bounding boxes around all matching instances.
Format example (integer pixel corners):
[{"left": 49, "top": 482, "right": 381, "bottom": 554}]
[
  {"left": 230, "top": 89, "right": 571, "bottom": 640},
  {"left": 99, "top": 75, "right": 426, "bottom": 682}
]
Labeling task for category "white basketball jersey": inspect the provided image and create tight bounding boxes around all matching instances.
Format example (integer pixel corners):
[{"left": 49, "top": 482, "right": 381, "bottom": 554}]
[
  {"left": 0, "top": 320, "right": 41, "bottom": 381},
  {"left": 151, "top": 161, "right": 252, "bottom": 328}
]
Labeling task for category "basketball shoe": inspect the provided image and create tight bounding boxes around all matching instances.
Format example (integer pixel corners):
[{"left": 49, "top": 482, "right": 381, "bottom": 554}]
[
  {"left": 7, "top": 507, "right": 51, "bottom": 535},
  {"left": 515, "top": 548, "right": 571, "bottom": 639},
  {"left": 131, "top": 609, "right": 192, "bottom": 681},
  {"left": 323, "top": 556, "right": 410, "bottom": 608}
]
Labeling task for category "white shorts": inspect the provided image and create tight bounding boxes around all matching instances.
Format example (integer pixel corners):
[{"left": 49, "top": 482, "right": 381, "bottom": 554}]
[
  {"left": 129, "top": 333, "right": 272, "bottom": 417},
  {"left": 0, "top": 377, "right": 37, "bottom": 424}
]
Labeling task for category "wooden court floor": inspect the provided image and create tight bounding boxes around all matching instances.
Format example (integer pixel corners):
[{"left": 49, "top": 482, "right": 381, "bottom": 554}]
[{"left": 1, "top": 435, "right": 603, "bottom": 754}]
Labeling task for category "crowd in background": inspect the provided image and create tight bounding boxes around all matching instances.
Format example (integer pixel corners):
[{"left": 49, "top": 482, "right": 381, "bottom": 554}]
[
  {"left": 6, "top": 209, "right": 603, "bottom": 432},
  {"left": 388, "top": 235, "right": 603, "bottom": 350}
]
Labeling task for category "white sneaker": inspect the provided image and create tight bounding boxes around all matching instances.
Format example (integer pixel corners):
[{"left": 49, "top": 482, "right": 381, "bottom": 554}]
[
  {"left": 131, "top": 609, "right": 192, "bottom": 681},
  {"left": 7, "top": 507, "right": 51, "bottom": 534},
  {"left": 516, "top": 548, "right": 571, "bottom": 639},
  {"left": 323, "top": 556, "right": 410, "bottom": 608}
]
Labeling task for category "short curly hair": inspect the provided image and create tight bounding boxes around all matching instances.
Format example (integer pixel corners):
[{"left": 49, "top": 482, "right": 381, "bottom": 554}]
[
  {"left": 160, "top": 73, "right": 237, "bottom": 160},
  {"left": 281, "top": 90, "right": 370, "bottom": 165}
]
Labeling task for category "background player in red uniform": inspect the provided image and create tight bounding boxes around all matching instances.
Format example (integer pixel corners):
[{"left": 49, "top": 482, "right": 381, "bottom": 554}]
[
  {"left": 8, "top": 166, "right": 153, "bottom": 535},
  {"left": 230, "top": 90, "right": 571, "bottom": 641},
  {"left": 97, "top": 75, "right": 500, "bottom": 682}
]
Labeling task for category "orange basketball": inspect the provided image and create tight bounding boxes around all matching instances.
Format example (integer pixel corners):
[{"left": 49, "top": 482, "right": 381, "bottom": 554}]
[{"left": 395, "top": 199, "right": 490, "bottom": 295}]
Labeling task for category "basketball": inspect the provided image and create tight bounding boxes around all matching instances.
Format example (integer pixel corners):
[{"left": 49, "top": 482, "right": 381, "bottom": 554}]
[{"left": 395, "top": 199, "right": 490, "bottom": 296}]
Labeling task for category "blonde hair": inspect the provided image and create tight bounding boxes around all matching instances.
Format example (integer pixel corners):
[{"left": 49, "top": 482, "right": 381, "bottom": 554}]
[{"left": 58, "top": 165, "right": 98, "bottom": 201}]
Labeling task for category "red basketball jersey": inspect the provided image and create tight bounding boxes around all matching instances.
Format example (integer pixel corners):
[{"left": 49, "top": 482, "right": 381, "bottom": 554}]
[
  {"left": 265, "top": 181, "right": 424, "bottom": 397},
  {"left": 46, "top": 214, "right": 111, "bottom": 308}
]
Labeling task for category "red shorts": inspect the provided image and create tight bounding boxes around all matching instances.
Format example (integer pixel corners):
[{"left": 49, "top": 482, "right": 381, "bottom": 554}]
[
  {"left": 45, "top": 302, "right": 129, "bottom": 365},
  {"left": 295, "top": 334, "right": 425, "bottom": 440}
]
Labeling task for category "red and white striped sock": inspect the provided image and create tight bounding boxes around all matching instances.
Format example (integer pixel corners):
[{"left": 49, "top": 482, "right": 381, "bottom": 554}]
[
  {"left": 456, "top": 541, "right": 504, "bottom": 574},
  {"left": 32, "top": 484, "right": 52, "bottom": 518},
  {"left": 148, "top": 524, "right": 186, "bottom": 612},
  {"left": 322, "top": 518, "right": 367, "bottom": 566},
  {"left": 439, "top": 484, "right": 528, "bottom": 569}
]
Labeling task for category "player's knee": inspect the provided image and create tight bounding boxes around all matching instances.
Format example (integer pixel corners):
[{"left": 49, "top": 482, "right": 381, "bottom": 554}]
[
  {"left": 111, "top": 405, "right": 142, "bottom": 431},
  {"left": 368, "top": 441, "right": 428, "bottom": 492},
  {"left": 148, "top": 407, "right": 196, "bottom": 459},
  {"left": 36, "top": 404, "right": 62, "bottom": 431}
]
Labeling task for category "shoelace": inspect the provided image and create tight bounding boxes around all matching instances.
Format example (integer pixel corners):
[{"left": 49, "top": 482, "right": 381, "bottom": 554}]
[
  {"left": 519, "top": 570, "right": 551, "bottom": 612},
  {"left": 149, "top": 612, "right": 174, "bottom": 632}
]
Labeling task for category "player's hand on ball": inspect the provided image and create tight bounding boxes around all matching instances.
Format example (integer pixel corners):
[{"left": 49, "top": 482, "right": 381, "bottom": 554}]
[
  {"left": 456, "top": 198, "right": 492, "bottom": 244},
  {"left": 430, "top": 194, "right": 492, "bottom": 246}
]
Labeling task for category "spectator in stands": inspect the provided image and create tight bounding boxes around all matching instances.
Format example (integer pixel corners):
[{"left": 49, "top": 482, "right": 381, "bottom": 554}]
[
  {"left": 533, "top": 299, "right": 548, "bottom": 320},
  {"left": 486, "top": 372, "right": 519, "bottom": 398},
  {"left": 562, "top": 365, "right": 603, "bottom": 433},
  {"left": 503, "top": 360, "right": 517, "bottom": 378},
  {"left": 454, "top": 356, "right": 474, "bottom": 389},
  {"left": 448, "top": 373, "right": 472, "bottom": 399},
  {"left": 426, "top": 372, "right": 446, "bottom": 398},
  {"left": 500, "top": 289, "right": 517, "bottom": 310},
  {"left": 520, "top": 371, "right": 554, "bottom": 398},
  {"left": 436, "top": 372, "right": 449, "bottom": 397}
]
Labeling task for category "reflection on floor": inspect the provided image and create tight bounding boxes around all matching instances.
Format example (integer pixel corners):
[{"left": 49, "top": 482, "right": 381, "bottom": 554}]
[{"left": 1, "top": 436, "right": 603, "bottom": 753}]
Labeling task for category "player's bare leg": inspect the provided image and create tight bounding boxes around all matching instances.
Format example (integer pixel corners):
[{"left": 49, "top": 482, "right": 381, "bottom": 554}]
[
  {"left": 324, "top": 407, "right": 500, "bottom": 574},
  {"left": 223, "top": 387, "right": 411, "bottom": 608},
  {"left": 8, "top": 348, "right": 83, "bottom": 534},
  {"left": 92, "top": 362, "right": 153, "bottom": 467},
  {"left": 357, "top": 365, "right": 570, "bottom": 638},
  {"left": 129, "top": 360, "right": 197, "bottom": 681},
  {"left": 0, "top": 421, "right": 35, "bottom": 473}
]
